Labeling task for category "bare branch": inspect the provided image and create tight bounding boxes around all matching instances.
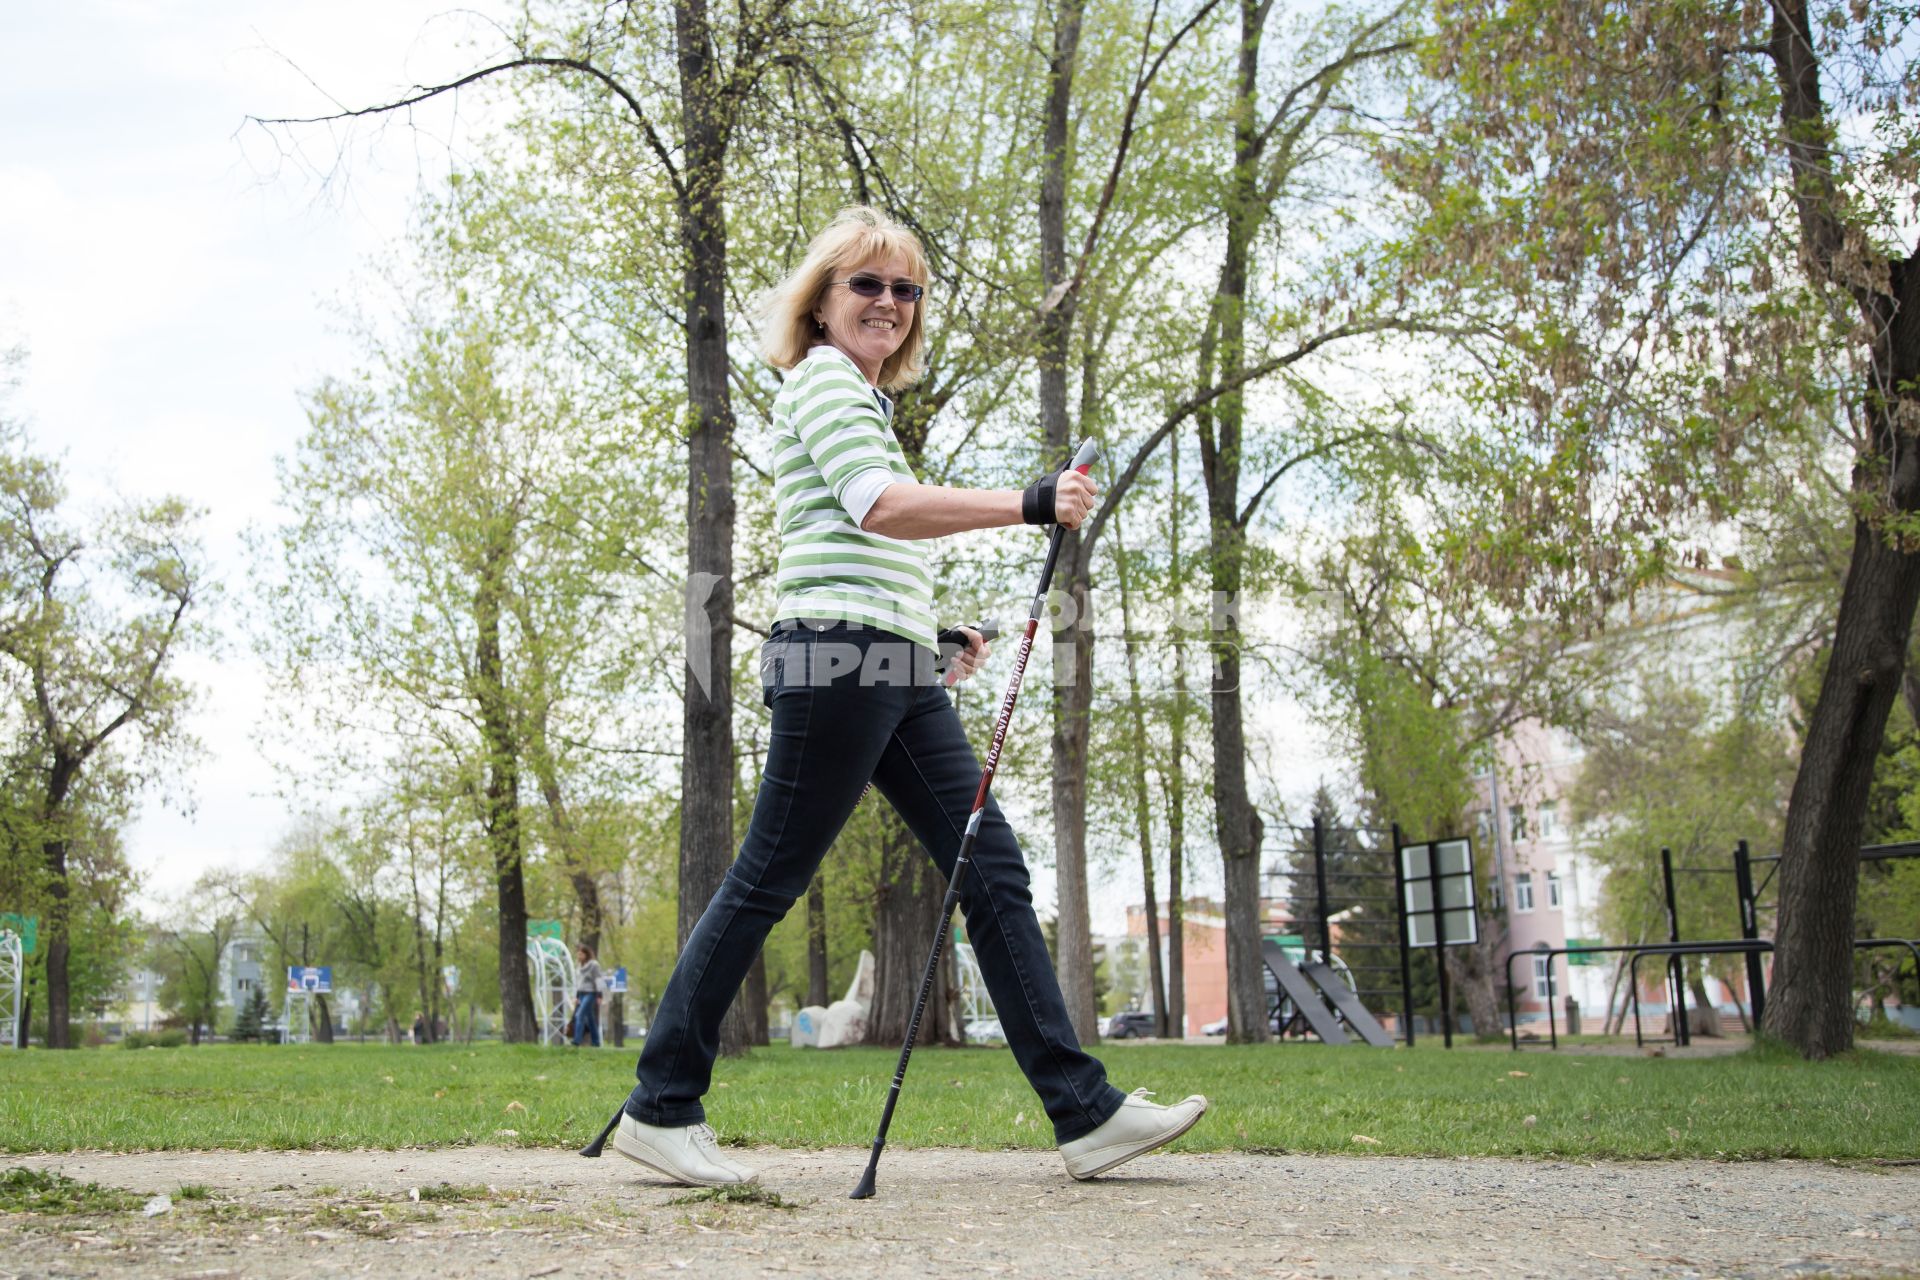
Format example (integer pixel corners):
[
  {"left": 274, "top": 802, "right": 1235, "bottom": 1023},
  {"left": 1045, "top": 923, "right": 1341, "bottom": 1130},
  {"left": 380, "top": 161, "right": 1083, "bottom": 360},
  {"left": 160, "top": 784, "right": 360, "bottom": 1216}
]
[{"left": 250, "top": 56, "right": 686, "bottom": 204}]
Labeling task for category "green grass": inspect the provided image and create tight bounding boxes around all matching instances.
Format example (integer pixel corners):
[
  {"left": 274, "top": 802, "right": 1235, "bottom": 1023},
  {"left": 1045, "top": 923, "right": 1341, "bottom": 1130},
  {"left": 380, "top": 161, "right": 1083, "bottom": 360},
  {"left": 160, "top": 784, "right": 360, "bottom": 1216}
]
[
  {"left": 413, "top": 1182, "right": 492, "bottom": 1202},
  {"left": 668, "top": 1183, "right": 802, "bottom": 1210},
  {"left": 2, "top": 1039, "right": 1916, "bottom": 1161},
  {"left": 0, "top": 1167, "right": 142, "bottom": 1214}
]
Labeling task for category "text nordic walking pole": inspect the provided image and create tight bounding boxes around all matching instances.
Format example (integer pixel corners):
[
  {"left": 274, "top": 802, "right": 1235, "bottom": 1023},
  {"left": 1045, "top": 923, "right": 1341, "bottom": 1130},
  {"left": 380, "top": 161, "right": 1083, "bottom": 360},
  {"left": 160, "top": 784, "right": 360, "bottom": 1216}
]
[{"left": 850, "top": 438, "right": 1100, "bottom": 1201}]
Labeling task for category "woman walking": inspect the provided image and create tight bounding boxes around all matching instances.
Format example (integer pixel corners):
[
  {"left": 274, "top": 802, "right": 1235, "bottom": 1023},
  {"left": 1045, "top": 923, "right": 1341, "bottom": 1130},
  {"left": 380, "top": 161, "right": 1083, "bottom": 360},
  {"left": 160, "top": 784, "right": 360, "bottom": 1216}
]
[
  {"left": 614, "top": 206, "right": 1206, "bottom": 1187},
  {"left": 571, "top": 944, "right": 603, "bottom": 1048}
]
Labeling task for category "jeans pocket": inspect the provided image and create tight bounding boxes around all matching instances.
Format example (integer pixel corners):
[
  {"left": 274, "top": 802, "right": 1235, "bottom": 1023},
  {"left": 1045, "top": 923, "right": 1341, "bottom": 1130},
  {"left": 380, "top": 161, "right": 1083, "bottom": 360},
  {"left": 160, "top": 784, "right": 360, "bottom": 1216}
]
[{"left": 760, "top": 635, "right": 804, "bottom": 705}]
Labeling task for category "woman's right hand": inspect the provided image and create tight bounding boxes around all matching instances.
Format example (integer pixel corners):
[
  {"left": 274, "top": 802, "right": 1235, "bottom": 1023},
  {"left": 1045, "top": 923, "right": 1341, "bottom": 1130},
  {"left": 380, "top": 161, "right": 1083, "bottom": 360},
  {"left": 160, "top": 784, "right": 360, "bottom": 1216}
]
[{"left": 1054, "top": 470, "right": 1098, "bottom": 529}]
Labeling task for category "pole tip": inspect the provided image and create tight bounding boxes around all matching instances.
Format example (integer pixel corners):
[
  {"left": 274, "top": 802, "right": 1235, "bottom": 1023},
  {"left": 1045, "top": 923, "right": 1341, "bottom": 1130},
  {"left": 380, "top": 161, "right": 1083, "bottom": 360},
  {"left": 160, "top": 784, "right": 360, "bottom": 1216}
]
[
  {"left": 849, "top": 1167, "right": 878, "bottom": 1200},
  {"left": 581, "top": 1102, "right": 626, "bottom": 1157}
]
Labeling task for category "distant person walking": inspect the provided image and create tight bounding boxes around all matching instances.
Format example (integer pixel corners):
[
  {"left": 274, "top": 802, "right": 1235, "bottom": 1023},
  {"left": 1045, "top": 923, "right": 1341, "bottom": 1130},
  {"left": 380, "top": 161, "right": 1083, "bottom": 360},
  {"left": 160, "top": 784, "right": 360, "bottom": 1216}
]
[{"left": 572, "top": 945, "right": 603, "bottom": 1048}]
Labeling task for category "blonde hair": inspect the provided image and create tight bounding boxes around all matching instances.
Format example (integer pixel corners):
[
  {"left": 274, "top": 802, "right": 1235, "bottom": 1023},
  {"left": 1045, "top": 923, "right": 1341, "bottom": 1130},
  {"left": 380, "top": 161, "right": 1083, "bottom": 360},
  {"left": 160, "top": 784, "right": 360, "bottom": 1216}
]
[{"left": 755, "top": 206, "right": 930, "bottom": 392}]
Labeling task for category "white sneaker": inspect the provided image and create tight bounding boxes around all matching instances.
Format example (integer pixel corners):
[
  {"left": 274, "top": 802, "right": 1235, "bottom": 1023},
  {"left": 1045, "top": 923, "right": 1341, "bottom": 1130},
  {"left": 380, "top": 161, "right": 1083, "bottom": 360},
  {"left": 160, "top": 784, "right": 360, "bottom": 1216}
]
[
  {"left": 612, "top": 1114, "right": 758, "bottom": 1187},
  {"left": 1059, "top": 1088, "right": 1209, "bottom": 1181}
]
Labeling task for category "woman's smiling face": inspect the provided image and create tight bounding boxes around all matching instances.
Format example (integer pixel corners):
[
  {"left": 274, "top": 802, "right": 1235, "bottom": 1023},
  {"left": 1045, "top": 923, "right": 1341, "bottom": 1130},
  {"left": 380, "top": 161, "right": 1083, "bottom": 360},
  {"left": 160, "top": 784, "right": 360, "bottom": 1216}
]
[{"left": 813, "top": 252, "right": 916, "bottom": 384}]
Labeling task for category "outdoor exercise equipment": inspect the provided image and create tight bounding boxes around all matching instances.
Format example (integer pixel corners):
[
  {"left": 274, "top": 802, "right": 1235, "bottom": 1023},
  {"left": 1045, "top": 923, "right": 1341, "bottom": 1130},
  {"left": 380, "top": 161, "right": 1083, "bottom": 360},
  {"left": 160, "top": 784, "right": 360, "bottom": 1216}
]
[
  {"left": 528, "top": 934, "right": 580, "bottom": 1048},
  {"left": 1266, "top": 816, "right": 1421, "bottom": 1046},
  {"left": 1739, "top": 840, "right": 1920, "bottom": 1031},
  {"left": 1507, "top": 837, "right": 1920, "bottom": 1050},
  {"left": 0, "top": 928, "right": 21, "bottom": 1050},
  {"left": 850, "top": 438, "right": 1099, "bottom": 1202},
  {"left": 1260, "top": 938, "right": 1392, "bottom": 1045}
]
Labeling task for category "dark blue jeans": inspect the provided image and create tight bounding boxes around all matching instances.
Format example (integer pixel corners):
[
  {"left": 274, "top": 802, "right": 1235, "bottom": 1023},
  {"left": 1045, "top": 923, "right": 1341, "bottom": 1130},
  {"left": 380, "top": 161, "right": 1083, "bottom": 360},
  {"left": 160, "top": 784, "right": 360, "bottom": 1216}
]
[
  {"left": 626, "top": 622, "right": 1124, "bottom": 1143},
  {"left": 572, "top": 991, "right": 601, "bottom": 1047}
]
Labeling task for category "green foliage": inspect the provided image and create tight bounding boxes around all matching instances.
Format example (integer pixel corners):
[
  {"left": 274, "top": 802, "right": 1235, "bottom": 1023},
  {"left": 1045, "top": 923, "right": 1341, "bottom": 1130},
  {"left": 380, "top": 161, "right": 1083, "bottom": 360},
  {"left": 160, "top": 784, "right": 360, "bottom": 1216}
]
[
  {"left": 231, "top": 985, "right": 274, "bottom": 1044},
  {"left": 121, "top": 1029, "right": 187, "bottom": 1050},
  {"left": 1569, "top": 681, "right": 1796, "bottom": 954},
  {"left": 0, "top": 369, "right": 202, "bottom": 1044}
]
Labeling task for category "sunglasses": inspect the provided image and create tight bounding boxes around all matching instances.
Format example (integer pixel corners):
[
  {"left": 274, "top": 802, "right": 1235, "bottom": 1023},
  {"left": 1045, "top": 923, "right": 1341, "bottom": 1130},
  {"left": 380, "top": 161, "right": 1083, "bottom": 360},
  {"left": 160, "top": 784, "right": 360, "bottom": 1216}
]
[{"left": 835, "top": 273, "right": 924, "bottom": 303}]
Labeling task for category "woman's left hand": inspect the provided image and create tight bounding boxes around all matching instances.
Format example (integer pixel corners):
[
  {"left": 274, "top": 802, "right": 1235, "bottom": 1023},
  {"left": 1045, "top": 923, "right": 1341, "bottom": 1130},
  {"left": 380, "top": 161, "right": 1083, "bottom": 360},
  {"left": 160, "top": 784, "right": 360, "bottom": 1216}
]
[{"left": 945, "top": 626, "right": 992, "bottom": 685}]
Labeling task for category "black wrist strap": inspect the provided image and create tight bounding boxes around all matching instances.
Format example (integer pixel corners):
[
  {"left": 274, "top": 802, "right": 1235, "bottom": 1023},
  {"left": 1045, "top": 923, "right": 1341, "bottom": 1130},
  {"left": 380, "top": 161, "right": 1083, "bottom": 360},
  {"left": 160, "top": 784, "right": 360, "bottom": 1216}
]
[{"left": 1022, "top": 473, "right": 1058, "bottom": 525}]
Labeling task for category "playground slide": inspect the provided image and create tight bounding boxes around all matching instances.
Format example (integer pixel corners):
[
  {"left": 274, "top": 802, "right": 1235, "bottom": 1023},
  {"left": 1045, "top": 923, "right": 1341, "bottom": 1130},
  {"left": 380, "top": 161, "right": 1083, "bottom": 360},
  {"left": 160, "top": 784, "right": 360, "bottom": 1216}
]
[
  {"left": 1299, "top": 960, "right": 1393, "bottom": 1047},
  {"left": 1259, "top": 939, "right": 1350, "bottom": 1044}
]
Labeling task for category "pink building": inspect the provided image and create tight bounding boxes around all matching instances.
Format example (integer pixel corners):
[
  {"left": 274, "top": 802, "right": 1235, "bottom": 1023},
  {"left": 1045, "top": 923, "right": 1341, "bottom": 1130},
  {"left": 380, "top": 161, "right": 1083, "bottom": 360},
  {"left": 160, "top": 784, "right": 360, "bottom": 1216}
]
[{"left": 1475, "top": 720, "right": 1614, "bottom": 1021}]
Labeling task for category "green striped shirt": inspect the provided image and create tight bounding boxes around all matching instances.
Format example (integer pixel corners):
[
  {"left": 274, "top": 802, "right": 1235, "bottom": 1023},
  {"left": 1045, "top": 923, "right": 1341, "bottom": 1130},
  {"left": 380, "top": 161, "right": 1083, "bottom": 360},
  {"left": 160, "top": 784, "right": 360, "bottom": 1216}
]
[{"left": 770, "top": 348, "right": 936, "bottom": 648}]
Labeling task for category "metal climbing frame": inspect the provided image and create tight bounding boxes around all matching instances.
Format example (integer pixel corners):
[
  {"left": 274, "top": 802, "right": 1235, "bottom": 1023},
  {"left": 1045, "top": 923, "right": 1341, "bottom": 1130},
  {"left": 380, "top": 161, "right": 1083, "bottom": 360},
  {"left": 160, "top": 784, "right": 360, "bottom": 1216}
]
[
  {"left": 0, "top": 930, "right": 20, "bottom": 1049},
  {"left": 952, "top": 942, "right": 995, "bottom": 1028},
  {"left": 1740, "top": 840, "right": 1920, "bottom": 1027},
  {"left": 527, "top": 936, "right": 580, "bottom": 1047}
]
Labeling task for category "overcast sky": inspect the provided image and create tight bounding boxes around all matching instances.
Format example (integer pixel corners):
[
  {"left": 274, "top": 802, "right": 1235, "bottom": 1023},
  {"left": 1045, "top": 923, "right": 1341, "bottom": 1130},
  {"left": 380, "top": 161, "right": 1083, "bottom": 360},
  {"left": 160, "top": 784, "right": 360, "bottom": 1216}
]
[
  {"left": 1, "top": 0, "right": 512, "bottom": 902},
  {"left": 0, "top": 2, "right": 1333, "bottom": 933}
]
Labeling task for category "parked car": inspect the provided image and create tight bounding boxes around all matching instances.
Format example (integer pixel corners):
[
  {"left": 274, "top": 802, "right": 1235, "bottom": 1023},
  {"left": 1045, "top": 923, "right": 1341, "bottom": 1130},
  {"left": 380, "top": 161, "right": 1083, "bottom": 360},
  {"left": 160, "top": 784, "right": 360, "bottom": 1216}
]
[
  {"left": 1201, "top": 1017, "right": 1229, "bottom": 1036},
  {"left": 1105, "top": 1011, "right": 1158, "bottom": 1039}
]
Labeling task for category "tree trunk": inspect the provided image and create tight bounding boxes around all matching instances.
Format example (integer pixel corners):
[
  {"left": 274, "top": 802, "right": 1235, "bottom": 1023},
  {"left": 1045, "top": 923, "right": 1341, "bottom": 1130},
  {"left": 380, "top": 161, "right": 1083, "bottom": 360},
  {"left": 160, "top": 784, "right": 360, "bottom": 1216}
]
[
  {"left": 1766, "top": 518, "right": 1920, "bottom": 1054},
  {"left": 806, "top": 878, "right": 830, "bottom": 1008},
  {"left": 531, "top": 735, "right": 603, "bottom": 954},
  {"left": 407, "top": 840, "right": 436, "bottom": 1045},
  {"left": 475, "top": 541, "right": 536, "bottom": 1043},
  {"left": 1687, "top": 974, "right": 1725, "bottom": 1037},
  {"left": 1033, "top": 0, "right": 1100, "bottom": 1046},
  {"left": 1049, "top": 577, "right": 1101, "bottom": 1043},
  {"left": 1761, "top": 0, "right": 1920, "bottom": 1059},
  {"left": 1167, "top": 450, "right": 1190, "bottom": 1040},
  {"left": 1195, "top": 0, "right": 1272, "bottom": 1046},
  {"left": 673, "top": 0, "right": 749, "bottom": 1061},
  {"left": 1116, "top": 525, "right": 1168, "bottom": 1035},
  {"left": 39, "top": 758, "right": 76, "bottom": 1049},
  {"left": 866, "top": 808, "right": 955, "bottom": 1047},
  {"left": 744, "top": 953, "right": 770, "bottom": 1046},
  {"left": 1447, "top": 938, "right": 1506, "bottom": 1038}
]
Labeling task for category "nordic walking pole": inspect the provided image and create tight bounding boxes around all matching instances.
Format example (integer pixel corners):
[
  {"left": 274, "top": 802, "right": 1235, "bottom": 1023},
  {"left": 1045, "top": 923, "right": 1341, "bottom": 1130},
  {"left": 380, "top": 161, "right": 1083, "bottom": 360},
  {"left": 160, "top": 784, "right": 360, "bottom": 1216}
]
[{"left": 850, "top": 437, "right": 1100, "bottom": 1201}]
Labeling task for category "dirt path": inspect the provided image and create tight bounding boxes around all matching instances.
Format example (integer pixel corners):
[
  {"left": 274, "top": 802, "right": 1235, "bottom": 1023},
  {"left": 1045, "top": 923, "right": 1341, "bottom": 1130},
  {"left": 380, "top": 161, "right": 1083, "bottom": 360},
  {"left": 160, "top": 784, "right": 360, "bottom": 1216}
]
[{"left": 4, "top": 1146, "right": 1917, "bottom": 1279}]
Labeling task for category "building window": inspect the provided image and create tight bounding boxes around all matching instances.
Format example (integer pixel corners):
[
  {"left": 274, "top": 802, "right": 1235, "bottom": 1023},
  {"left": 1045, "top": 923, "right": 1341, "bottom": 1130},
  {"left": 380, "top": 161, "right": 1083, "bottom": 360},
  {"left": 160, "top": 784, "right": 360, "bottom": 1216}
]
[
  {"left": 1547, "top": 871, "right": 1562, "bottom": 909},
  {"left": 1538, "top": 802, "right": 1559, "bottom": 841},
  {"left": 1532, "top": 955, "right": 1552, "bottom": 999},
  {"left": 1475, "top": 809, "right": 1491, "bottom": 841},
  {"left": 1509, "top": 806, "right": 1528, "bottom": 842},
  {"left": 1490, "top": 877, "right": 1505, "bottom": 910},
  {"left": 1514, "top": 873, "right": 1535, "bottom": 912},
  {"left": 236, "top": 977, "right": 255, "bottom": 994}
]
